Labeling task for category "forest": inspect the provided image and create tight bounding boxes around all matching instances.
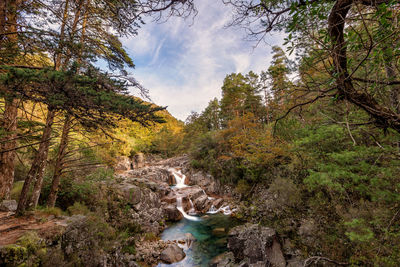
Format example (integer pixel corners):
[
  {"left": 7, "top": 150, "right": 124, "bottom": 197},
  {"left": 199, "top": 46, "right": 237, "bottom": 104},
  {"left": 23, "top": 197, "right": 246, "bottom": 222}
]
[{"left": 1, "top": 0, "right": 400, "bottom": 266}]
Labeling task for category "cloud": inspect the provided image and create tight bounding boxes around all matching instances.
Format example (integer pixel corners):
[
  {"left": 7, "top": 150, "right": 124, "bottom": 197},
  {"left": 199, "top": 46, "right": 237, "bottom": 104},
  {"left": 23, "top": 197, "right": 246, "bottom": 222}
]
[{"left": 124, "top": 0, "right": 284, "bottom": 121}]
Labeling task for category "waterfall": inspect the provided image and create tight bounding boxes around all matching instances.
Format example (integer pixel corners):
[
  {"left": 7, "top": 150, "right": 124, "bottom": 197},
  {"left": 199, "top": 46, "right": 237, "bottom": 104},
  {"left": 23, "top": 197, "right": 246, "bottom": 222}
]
[
  {"left": 188, "top": 198, "right": 196, "bottom": 215},
  {"left": 176, "top": 196, "right": 200, "bottom": 221},
  {"left": 171, "top": 169, "right": 187, "bottom": 189},
  {"left": 169, "top": 168, "right": 233, "bottom": 220},
  {"left": 169, "top": 168, "right": 200, "bottom": 220}
]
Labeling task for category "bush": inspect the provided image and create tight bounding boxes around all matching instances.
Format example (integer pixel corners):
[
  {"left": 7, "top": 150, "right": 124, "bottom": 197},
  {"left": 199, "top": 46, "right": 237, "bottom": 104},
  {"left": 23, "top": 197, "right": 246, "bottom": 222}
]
[
  {"left": 37, "top": 207, "right": 63, "bottom": 217},
  {"left": 67, "top": 202, "right": 90, "bottom": 215},
  {"left": 40, "top": 168, "right": 112, "bottom": 210}
]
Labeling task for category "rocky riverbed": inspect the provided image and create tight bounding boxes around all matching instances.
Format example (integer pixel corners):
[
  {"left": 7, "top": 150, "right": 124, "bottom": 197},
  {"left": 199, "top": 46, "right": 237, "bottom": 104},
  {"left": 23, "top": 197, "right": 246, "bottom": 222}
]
[{"left": 0, "top": 155, "right": 304, "bottom": 266}]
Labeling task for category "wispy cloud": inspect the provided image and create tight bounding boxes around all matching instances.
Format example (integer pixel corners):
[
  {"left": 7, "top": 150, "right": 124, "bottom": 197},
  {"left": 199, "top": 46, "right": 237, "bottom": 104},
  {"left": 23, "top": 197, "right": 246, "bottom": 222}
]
[{"left": 124, "top": 0, "right": 284, "bottom": 121}]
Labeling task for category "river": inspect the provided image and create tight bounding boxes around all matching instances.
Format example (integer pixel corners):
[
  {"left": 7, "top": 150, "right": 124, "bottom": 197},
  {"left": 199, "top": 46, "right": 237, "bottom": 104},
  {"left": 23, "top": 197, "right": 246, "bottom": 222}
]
[{"left": 157, "top": 169, "right": 241, "bottom": 267}]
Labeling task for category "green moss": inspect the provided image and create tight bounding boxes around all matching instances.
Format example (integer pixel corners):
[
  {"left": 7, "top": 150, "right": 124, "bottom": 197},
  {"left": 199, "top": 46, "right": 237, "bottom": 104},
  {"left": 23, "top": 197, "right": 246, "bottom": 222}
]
[
  {"left": 0, "top": 245, "right": 28, "bottom": 266},
  {"left": 16, "top": 232, "right": 42, "bottom": 255}
]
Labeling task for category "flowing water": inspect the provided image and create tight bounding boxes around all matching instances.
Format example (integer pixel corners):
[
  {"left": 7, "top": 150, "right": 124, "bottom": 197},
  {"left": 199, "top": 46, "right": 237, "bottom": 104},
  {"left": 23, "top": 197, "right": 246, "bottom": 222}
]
[
  {"left": 157, "top": 214, "right": 241, "bottom": 267},
  {"left": 157, "top": 169, "right": 241, "bottom": 267}
]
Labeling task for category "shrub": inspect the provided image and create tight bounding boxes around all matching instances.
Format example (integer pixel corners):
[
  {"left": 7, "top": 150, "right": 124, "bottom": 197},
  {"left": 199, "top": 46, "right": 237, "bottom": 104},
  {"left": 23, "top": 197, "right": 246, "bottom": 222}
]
[{"left": 67, "top": 202, "right": 90, "bottom": 215}]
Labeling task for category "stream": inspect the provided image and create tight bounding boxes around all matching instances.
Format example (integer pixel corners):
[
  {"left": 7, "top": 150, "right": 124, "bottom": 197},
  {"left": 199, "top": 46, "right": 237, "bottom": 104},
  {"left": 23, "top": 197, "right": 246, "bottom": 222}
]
[
  {"left": 157, "top": 169, "right": 241, "bottom": 267},
  {"left": 158, "top": 214, "right": 240, "bottom": 267}
]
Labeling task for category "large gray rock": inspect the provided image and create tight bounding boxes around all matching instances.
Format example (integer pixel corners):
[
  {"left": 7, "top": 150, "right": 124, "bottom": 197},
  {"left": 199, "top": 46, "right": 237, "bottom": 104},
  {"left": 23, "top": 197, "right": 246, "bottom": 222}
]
[
  {"left": 0, "top": 200, "right": 17, "bottom": 212},
  {"left": 228, "top": 224, "right": 286, "bottom": 267},
  {"left": 160, "top": 243, "right": 185, "bottom": 264},
  {"left": 163, "top": 204, "right": 182, "bottom": 221},
  {"left": 113, "top": 178, "right": 166, "bottom": 234},
  {"left": 115, "top": 156, "right": 132, "bottom": 171},
  {"left": 187, "top": 171, "right": 221, "bottom": 194},
  {"left": 193, "top": 195, "right": 212, "bottom": 213}
]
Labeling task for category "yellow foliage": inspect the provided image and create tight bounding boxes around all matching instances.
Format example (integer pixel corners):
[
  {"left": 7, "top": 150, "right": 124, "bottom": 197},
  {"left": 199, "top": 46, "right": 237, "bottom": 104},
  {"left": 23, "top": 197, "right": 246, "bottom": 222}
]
[{"left": 217, "top": 113, "right": 288, "bottom": 166}]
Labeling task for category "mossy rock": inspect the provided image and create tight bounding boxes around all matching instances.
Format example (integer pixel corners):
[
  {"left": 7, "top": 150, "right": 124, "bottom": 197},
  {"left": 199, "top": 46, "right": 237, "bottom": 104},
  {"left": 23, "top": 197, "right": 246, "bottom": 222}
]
[
  {"left": 17, "top": 232, "right": 43, "bottom": 254},
  {"left": 0, "top": 231, "right": 47, "bottom": 266},
  {"left": 0, "top": 244, "right": 28, "bottom": 266}
]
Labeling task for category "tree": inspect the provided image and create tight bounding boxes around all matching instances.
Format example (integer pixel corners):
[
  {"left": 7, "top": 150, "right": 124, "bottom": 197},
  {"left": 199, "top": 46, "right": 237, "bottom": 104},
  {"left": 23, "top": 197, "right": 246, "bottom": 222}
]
[
  {"left": 201, "top": 98, "right": 221, "bottom": 131},
  {"left": 265, "top": 46, "right": 291, "bottom": 107},
  {"left": 1, "top": 0, "right": 178, "bottom": 213},
  {"left": 0, "top": 0, "right": 23, "bottom": 200},
  {"left": 223, "top": 0, "right": 400, "bottom": 133},
  {"left": 220, "top": 72, "right": 264, "bottom": 126}
]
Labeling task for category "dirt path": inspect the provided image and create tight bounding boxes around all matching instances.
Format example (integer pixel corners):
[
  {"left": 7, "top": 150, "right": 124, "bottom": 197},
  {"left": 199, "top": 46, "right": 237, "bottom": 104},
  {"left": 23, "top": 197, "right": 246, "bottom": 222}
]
[{"left": 0, "top": 212, "right": 65, "bottom": 246}]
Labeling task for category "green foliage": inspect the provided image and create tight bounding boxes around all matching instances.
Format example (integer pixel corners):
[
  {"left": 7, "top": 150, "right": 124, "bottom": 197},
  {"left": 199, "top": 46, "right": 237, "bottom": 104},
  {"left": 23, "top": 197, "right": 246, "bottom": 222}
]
[
  {"left": 10, "top": 181, "right": 24, "bottom": 201},
  {"left": 148, "top": 126, "right": 184, "bottom": 158},
  {"left": 67, "top": 202, "right": 90, "bottom": 216},
  {"left": 187, "top": 61, "right": 400, "bottom": 264},
  {"left": 0, "top": 232, "right": 47, "bottom": 267},
  {"left": 37, "top": 206, "right": 63, "bottom": 217},
  {"left": 40, "top": 168, "right": 112, "bottom": 210}
]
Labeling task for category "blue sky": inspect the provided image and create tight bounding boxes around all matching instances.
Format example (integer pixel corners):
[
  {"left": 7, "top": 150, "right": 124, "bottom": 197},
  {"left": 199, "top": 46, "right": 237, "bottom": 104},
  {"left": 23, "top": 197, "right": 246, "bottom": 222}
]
[{"left": 123, "top": 1, "right": 284, "bottom": 121}]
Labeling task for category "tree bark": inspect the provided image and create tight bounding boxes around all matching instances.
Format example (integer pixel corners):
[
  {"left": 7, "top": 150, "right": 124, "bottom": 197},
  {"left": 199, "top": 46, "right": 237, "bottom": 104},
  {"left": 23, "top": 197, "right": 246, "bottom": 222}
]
[
  {"left": 16, "top": 109, "right": 55, "bottom": 214},
  {"left": 47, "top": 114, "right": 71, "bottom": 207},
  {"left": 328, "top": 0, "right": 400, "bottom": 133},
  {"left": 0, "top": 0, "right": 20, "bottom": 200},
  {"left": 47, "top": 1, "right": 88, "bottom": 207},
  {"left": 28, "top": 110, "right": 57, "bottom": 208},
  {"left": 0, "top": 98, "right": 18, "bottom": 200}
]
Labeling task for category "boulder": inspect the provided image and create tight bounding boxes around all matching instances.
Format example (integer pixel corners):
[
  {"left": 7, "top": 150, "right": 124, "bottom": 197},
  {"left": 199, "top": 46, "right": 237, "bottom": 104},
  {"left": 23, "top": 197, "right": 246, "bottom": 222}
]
[
  {"left": 188, "top": 171, "right": 220, "bottom": 194},
  {"left": 0, "top": 200, "right": 17, "bottom": 212},
  {"left": 209, "top": 252, "right": 235, "bottom": 267},
  {"left": 212, "top": 198, "right": 224, "bottom": 209},
  {"left": 115, "top": 156, "right": 132, "bottom": 171},
  {"left": 228, "top": 224, "right": 286, "bottom": 267},
  {"left": 163, "top": 204, "right": 183, "bottom": 221},
  {"left": 193, "top": 194, "right": 212, "bottom": 213},
  {"left": 161, "top": 194, "right": 177, "bottom": 205},
  {"left": 160, "top": 243, "right": 185, "bottom": 264},
  {"left": 179, "top": 186, "right": 205, "bottom": 200}
]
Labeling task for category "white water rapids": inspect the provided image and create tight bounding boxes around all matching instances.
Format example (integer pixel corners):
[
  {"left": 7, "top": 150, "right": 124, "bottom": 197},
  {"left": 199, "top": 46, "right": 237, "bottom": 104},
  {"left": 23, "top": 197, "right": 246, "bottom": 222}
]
[
  {"left": 169, "top": 168, "right": 235, "bottom": 220},
  {"left": 176, "top": 196, "right": 200, "bottom": 221},
  {"left": 207, "top": 204, "right": 236, "bottom": 216},
  {"left": 171, "top": 169, "right": 188, "bottom": 189}
]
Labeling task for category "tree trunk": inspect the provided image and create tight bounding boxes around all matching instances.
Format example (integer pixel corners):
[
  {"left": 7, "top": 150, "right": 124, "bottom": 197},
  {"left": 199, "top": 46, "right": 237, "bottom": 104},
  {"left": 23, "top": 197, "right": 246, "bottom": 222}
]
[
  {"left": 328, "top": 0, "right": 400, "bottom": 133},
  {"left": 16, "top": 0, "right": 73, "bottom": 212},
  {"left": 16, "top": 109, "right": 55, "bottom": 214},
  {"left": 28, "top": 109, "right": 56, "bottom": 208},
  {"left": 0, "top": 0, "right": 19, "bottom": 200},
  {"left": 29, "top": 0, "right": 88, "bottom": 209},
  {"left": 0, "top": 98, "right": 18, "bottom": 200},
  {"left": 47, "top": 114, "right": 71, "bottom": 207}
]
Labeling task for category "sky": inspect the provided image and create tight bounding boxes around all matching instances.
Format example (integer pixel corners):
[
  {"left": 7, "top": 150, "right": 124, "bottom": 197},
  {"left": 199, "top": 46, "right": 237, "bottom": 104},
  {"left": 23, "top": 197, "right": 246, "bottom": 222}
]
[{"left": 123, "top": 0, "right": 285, "bottom": 121}]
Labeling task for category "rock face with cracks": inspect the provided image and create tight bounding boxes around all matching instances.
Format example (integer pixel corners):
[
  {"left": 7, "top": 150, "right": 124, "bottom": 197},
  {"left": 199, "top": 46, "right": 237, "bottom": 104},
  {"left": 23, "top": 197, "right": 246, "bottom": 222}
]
[
  {"left": 227, "top": 224, "right": 286, "bottom": 267},
  {"left": 160, "top": 243, "right": 185, "bottom": 264}
]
